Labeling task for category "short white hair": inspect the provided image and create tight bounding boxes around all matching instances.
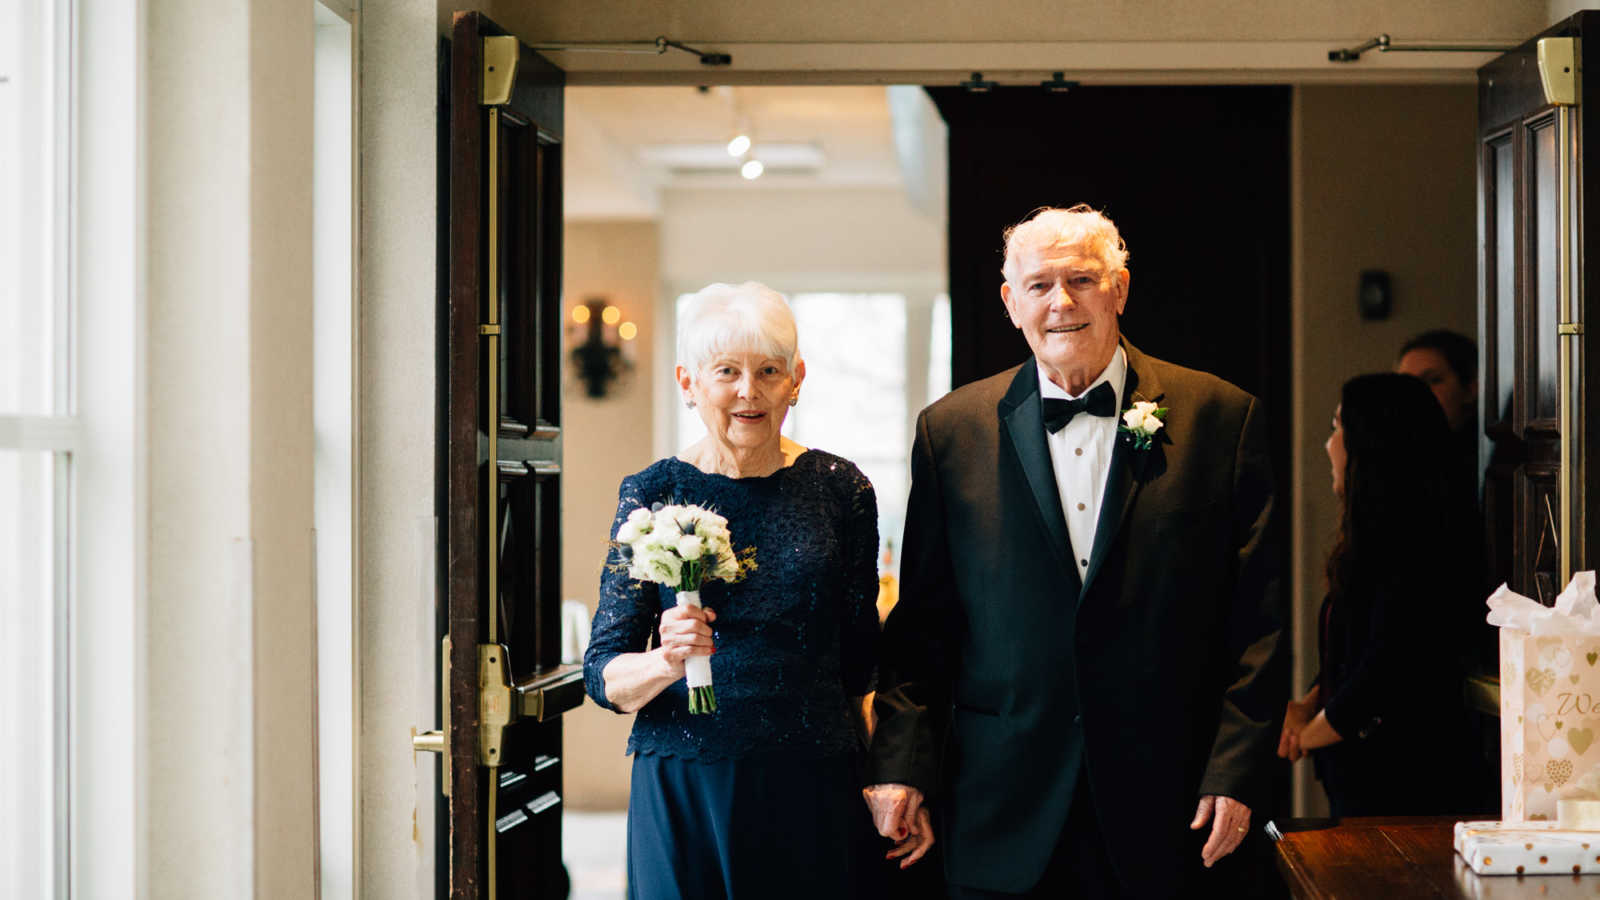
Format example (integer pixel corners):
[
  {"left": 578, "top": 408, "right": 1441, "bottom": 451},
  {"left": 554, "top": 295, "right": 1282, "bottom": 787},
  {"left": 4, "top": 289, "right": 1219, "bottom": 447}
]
[
  {"left": 676, "top": 282, "right": 800, "bottom": 378},
  {"left": 1002, "top": 204, "right": 1129, "bottom": 283}
]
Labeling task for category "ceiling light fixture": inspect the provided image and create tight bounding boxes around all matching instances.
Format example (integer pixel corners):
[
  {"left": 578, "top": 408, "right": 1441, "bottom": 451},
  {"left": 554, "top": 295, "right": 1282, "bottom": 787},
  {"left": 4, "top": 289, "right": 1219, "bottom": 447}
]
[
  {"left": 740, "top": 159, "right": 765, "bottom": 180},
  {"left": 726, "top": 134, "right": 751, "bottom": 157}
]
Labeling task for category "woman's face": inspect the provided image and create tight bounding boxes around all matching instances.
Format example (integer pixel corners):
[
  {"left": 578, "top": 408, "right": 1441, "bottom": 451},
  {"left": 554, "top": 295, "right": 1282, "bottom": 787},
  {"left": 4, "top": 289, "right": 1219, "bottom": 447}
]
[
  {"left": 1325, "top": 404, "right": 1347, "bottom": 498},
  {"left": 678, "top": 350, "right": 805, "bottom": 454}
]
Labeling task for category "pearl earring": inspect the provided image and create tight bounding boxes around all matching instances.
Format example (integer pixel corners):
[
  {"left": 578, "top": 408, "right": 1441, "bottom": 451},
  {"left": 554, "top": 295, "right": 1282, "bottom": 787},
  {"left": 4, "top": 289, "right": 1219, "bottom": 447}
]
[
  {"left": 789, "top": 395, "right": 799, "bottom": 407},
  {"left": 685, "top": 399, "right": 697, "bottom": 409}
]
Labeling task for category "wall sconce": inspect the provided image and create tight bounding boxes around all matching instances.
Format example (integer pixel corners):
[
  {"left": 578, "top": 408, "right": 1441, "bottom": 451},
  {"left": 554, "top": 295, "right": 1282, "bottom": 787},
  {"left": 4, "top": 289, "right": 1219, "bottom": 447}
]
[{"left": 569, "top": 297, "right": 638, "bottom": 398}]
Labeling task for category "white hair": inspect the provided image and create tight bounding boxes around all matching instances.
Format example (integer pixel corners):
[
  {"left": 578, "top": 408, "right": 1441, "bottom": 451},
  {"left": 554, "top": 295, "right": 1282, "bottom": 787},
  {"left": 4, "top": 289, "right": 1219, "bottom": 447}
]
[
  {"left": 1002, "top": 204, "right": 1130, "bottom": 283},
  {"left": 676, "top": 281, "right": 800, "bottom": 378}
]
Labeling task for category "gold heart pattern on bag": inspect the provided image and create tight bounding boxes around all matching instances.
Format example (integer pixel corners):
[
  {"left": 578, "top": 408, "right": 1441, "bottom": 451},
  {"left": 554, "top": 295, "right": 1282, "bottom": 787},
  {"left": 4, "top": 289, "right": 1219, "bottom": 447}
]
[
  {"left": 1529, "top": 667, "right": 1557, "bottom": 696},
  {"left": 1548, "top": 758, "right": 1575, "bottom": 789},
  {"left": 1570, "top": 727, "right": 1596, "bottom": 756}
]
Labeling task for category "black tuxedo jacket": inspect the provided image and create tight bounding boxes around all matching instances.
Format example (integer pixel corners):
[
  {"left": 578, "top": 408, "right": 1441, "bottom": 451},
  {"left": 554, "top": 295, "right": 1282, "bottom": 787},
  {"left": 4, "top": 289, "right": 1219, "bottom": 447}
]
[{"left": 869, "top": 341, "right": 1286, "bottom": 896}]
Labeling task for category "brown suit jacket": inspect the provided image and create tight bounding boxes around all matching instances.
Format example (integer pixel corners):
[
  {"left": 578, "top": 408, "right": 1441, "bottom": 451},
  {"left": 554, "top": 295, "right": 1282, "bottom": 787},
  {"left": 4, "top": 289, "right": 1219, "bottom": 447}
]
[{"left": 869, "top": 340, "right": 1287, "bottom": 895}]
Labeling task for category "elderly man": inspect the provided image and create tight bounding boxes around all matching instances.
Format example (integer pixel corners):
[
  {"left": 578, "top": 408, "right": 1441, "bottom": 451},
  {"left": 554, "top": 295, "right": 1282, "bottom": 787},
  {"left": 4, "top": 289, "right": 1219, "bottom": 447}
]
[{"left": 866, "top": 205, "right": 1286, "bottom": 898}]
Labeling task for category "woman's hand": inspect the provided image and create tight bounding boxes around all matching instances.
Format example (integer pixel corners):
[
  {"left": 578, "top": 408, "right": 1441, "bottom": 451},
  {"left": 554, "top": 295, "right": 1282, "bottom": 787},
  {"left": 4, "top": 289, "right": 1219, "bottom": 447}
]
[
  {"left": 600, "top": 605, "right": 717, "bottom": 713},
  {"left": 863, "top": 783, "right": 935, "bottom": 868},
  {"left": 1277, "top": 688, "right": 1319, "bottom": 762},
  {"left": 656, "top": 603, "right": 717, "bottom": 676}
]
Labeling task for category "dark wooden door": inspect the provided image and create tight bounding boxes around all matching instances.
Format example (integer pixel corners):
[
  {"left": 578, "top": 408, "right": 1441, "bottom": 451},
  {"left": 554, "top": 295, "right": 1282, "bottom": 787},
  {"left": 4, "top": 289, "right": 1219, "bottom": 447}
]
[
  {"left": 434, "top": 12, "right": 582, "bottom": 900},
  {"left": 1478, "top": 14, "right": 1597, "bottom": 603}
]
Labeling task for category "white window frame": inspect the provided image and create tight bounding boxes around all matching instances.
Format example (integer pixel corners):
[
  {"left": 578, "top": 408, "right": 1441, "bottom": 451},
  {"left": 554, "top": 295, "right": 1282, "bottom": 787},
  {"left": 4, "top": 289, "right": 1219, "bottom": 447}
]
[
  {"left": 73, "top": 0, "right": 147, "bottom": 897},
  {"left": 1, "top": 0, "right": 79, "bottom": 895}
]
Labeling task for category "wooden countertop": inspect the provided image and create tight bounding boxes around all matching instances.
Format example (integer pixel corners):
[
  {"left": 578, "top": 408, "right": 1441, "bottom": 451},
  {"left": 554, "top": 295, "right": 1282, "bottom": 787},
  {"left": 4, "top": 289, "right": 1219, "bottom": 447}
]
[{"left": 1270, "top": 815, "right": 1600, "bottom": 899}]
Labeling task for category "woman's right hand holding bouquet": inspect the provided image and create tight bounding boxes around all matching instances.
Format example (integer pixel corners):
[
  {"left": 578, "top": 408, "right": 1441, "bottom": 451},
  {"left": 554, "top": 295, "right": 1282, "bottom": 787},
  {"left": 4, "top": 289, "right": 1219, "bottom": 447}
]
[{"left": 656, "top": 604, "right": 717, "bottom": 677}]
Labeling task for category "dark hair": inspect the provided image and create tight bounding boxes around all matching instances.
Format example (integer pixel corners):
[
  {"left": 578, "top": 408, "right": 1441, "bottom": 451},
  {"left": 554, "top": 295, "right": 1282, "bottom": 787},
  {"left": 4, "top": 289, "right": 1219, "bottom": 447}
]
[
  {"left": 1326, "top": 373, "right": 1462, "bottom": 602},
  {"left": 1399, "top": 329, "right": 1477, "bottom": 385}
]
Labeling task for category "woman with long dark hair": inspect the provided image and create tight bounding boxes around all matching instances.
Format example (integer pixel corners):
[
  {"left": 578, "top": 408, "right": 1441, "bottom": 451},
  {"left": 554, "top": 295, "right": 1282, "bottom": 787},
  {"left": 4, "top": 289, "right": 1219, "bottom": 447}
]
[{"left": 1277, "top": 372, "right": 1478, "bottom": 815}]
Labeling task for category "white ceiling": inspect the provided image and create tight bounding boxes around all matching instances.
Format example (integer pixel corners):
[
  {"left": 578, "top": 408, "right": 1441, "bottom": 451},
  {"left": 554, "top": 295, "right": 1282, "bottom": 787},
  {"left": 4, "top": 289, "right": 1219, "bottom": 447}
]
[{"left": 565, "top": 85, "right": 911, "bottom": 219}]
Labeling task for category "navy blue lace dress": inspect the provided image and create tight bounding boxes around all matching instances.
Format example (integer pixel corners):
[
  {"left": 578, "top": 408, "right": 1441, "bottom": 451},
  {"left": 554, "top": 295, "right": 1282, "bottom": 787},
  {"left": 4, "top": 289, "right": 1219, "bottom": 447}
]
[{"left": 583, "top": 450, "right": 881, "bottom": 900}]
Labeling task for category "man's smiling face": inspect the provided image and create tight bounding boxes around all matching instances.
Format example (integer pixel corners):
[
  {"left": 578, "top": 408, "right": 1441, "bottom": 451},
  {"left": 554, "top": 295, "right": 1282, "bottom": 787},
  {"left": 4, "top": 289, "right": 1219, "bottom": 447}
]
[{"left": 1001, "top": 236, "right": 1129, "bottom": 395}]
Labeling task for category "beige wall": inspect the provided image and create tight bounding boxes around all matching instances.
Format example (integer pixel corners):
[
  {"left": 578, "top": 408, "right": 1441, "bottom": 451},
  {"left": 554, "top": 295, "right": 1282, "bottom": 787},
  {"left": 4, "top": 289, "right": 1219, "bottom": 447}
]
[
  {"left": 1290, "top": 83, "right": 1479, "bottom": 814},
  {"left": 480, "top": 0, "right": 1542, "bottom": 43},
  {"left": 562, "top": 221, "right": 663, "bottom": 809},
  {"left": 462, "top": 0, "right": 1545, "bottom": 82}
]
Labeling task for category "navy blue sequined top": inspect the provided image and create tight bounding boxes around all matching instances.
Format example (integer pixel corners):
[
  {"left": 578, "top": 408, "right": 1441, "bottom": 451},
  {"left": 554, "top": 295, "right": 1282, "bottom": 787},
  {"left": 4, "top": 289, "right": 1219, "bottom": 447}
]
[{"left": 583, "top": 450, "right": 880, "bottom": 762}]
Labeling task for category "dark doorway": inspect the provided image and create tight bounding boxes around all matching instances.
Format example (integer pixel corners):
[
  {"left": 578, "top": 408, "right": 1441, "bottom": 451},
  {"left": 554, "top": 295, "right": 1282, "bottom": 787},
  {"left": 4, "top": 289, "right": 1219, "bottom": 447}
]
[{"left": 930, "top": 85, "right": 1291, "bottom": 488}]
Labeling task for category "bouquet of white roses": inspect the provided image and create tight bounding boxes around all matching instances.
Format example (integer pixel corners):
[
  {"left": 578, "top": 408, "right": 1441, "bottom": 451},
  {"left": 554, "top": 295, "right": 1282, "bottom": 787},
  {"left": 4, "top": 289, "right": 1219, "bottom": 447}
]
[{"left": 614, "top": 502, "right": 750, "bottom": 713}]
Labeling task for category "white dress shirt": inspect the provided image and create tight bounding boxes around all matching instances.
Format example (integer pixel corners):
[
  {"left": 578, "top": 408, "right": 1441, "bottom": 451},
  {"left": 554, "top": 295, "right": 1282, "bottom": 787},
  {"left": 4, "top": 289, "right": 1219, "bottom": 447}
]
[{"left": 1038, "top": 346, "right": 1127, "bottom": 574}]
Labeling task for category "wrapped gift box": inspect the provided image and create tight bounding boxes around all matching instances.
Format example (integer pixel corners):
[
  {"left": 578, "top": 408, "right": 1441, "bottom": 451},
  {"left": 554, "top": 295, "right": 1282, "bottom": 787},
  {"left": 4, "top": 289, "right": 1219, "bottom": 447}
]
[{"left": 1455, "top": 819, "right": 1600, "bottom": 875}]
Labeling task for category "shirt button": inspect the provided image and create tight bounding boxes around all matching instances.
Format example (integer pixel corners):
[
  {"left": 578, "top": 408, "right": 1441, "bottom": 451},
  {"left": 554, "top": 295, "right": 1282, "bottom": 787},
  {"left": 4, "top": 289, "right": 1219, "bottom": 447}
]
[
  {"left": 1080, "top": 559, "right": 1088, "bottom": 567},
  {"left": 1073, "top": 714, "right": 1083, "bottom": 726},
  {"left": 1074, "top": 448, "right": 1084, "bottom": 456},
  {"left": 1076, "top": 502, "right": 1086, "bottom": 511}
]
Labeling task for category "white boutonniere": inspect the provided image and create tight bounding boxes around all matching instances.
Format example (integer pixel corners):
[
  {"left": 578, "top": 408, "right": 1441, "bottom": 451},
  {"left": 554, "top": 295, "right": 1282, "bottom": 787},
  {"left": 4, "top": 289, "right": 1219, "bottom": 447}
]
[{"left": 1118, "top": 400, "right": 1169, "bottom": 451}]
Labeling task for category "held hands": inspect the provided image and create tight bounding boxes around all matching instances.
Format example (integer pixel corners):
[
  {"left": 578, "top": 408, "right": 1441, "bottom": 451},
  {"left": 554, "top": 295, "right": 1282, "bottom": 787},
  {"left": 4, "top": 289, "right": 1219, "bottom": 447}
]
[
  {"left": 863, "top": 783, "right": 934, "bottom": 868},
  {"left": 1277, "top": 694, "right": 1318, "bottom": 762},
  {"left": 656, "top": 603, "right": 716, "bottom": 677},
  {"left": 1190, "top": 795, "right": 1251, "bottom": 868}
]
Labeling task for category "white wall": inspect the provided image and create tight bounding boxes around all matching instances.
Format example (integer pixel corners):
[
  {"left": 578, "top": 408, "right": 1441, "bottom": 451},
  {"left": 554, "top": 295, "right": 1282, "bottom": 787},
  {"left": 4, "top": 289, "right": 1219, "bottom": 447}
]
[
  {"left": 659, "top": 185, "right": 944, "bottom": 290},
  {"left": 357, "top": 0, "right": 442, "bottom": 897},
  {"left": 145, "top": 0, "right": 317, "bottom": 895}
]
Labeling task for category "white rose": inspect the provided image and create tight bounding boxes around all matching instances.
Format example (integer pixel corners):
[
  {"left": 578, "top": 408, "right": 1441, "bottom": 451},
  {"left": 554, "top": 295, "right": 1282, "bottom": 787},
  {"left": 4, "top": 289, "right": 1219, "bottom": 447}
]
[
  {"left": 676, "top": 534, "right": 705, "bottom": 560},
  {"left": 638, "top": 548, "right": 683, "bottom": 586},
  {"left": 626, "top": 507, "right": 651, "bottom": 525},
  {"left": 1142, "top": 413, "right": 1164, "bottom": 433},
  {"left": 653, "top": 518, "right": 682, "bottom": 543},
  {"left": 616, "top": 520, "right": 641, "bottom": 543},
  {"left": 713, "top": 550, "right": 739, "bottom": 580},
  {"left": 1122, "top": 408, "right": 1144, "bottom": 428}
]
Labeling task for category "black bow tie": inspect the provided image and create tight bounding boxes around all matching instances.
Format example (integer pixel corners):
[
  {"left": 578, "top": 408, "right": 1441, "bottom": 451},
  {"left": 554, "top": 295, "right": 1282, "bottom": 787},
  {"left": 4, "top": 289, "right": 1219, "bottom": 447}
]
[{"left": 1042, "top": 382, "right": 1118, "bottom": 433}]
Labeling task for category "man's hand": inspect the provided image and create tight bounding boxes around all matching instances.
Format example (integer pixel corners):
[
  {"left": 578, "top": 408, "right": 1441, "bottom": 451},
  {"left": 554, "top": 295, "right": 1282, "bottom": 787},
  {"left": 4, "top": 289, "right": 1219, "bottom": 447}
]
[
  {"left": 863, "top": 783, "right": 935, "bottom": 868},
  {"left": 1189, "top": 794, "right": 1251, "bottom": 868}
]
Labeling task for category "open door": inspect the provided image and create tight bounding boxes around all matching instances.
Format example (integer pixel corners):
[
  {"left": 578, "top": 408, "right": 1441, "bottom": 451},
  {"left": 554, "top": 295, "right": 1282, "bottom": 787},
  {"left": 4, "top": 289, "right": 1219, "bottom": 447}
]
[
  {"left": 415, "top": 12, "right": 583, "bottom": 900},
  {"left": 1478, "top": 14, "right": 1596, "bottom": 602}
]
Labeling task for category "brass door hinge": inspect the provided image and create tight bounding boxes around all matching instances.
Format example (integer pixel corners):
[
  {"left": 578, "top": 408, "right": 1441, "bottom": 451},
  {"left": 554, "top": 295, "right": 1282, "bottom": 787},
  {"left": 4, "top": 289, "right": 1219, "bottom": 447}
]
[
  {"left": 479, "top": 643, "right": 515, "bottom": 767},
  {"left": 482, "top": 36, "right": 518, "bottom": 107}
]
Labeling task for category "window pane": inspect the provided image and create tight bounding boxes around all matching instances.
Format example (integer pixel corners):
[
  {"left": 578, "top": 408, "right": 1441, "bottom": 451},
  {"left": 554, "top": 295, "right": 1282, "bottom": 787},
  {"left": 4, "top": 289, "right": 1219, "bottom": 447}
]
[
  {"left": 928, "top": 293, "right": 951, "bottom": 405},
  {"left": 0, "top": 0, "right": 63, "bottom": 415},
  {"left": 0, "top": 449, "right": 59, "bottom": 898}
]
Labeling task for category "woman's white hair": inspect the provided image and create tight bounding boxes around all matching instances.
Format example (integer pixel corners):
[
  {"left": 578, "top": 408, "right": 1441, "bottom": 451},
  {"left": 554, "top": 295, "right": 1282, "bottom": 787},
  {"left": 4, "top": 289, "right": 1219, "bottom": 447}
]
[{"left": 676, "top": 281, "right": 800, "bottom": 379}]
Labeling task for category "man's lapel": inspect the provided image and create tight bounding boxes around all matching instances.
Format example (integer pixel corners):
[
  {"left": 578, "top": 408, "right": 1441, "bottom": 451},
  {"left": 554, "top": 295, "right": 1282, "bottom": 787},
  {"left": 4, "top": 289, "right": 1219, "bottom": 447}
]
[
  {"left": 1081, "top": 342, "right": 1166, "bottom": 599},
  {"left": 998, "top": 363, "right": 1081, "bottom": 590}
]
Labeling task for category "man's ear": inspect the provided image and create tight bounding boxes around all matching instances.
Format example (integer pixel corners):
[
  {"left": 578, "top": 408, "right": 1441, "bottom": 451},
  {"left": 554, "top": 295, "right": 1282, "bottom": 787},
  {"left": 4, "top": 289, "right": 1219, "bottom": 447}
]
[
  {"left": 1000, "top": 282, "right": 1016, "bottom": 325},
  {"left": 1114, "top": 269, "right": 1131, "bottom": 315}
]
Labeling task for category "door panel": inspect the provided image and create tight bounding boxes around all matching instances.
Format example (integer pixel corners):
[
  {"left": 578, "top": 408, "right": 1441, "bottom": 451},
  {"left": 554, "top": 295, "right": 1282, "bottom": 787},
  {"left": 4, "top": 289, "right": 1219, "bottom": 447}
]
[
  {"left": 1477, "top": 14, "right": 1594, "bottom": 602},
  {"left": 438, "top": 12, "right": 576, "bottom": 900}
]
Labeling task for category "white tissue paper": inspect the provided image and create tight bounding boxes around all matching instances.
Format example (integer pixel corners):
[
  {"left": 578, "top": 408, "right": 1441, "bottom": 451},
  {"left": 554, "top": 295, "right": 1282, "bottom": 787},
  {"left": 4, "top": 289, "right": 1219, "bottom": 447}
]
[{"left": 1487, "top": 572, "right": 1600, "bottom": 636}]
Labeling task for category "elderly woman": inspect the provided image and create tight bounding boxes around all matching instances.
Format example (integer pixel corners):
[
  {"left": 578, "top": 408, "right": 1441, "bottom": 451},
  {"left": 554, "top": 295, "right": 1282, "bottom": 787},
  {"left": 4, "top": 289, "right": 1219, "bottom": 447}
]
[{"left": 583, "top": 282, "right": 882, "bottom": 899}]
